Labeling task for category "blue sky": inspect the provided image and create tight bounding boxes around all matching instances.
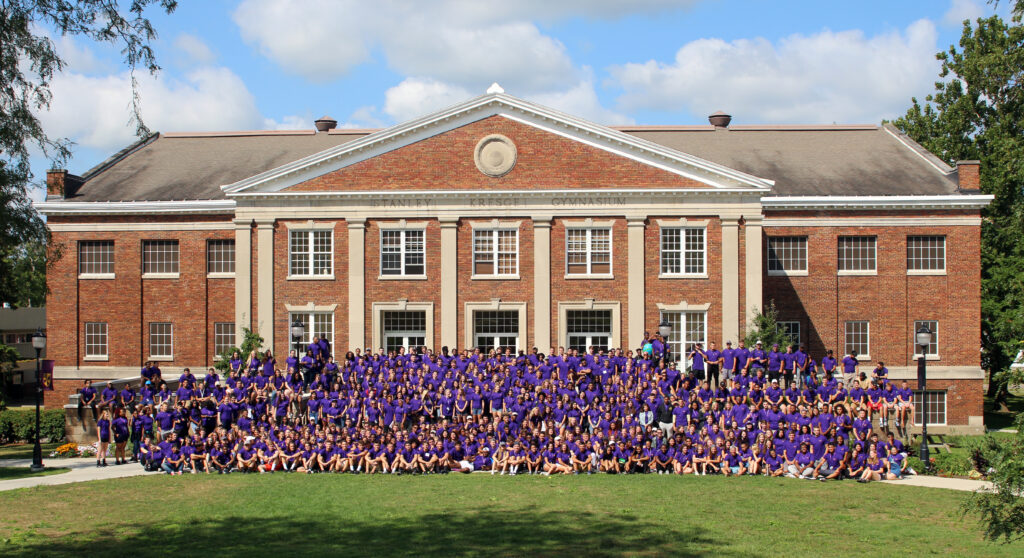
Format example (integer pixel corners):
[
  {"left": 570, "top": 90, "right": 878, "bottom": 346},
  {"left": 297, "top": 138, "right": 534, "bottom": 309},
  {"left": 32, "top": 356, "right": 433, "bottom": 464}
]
[{"left": 30, "top": 0, "right": 1009, "bottom": 190}]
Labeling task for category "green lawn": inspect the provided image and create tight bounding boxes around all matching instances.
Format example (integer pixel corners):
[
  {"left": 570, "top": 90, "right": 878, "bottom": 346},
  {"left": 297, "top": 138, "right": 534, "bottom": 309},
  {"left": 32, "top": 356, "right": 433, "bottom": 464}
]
[
  {"left": 0, "top": 443, "right": 62, "bottom": 460},
  {"left": 0, "top": 475, "right": 1016, "bottom": 557},
  {"left": 0, "top": 467, "right": 69, "bottom": 480}
]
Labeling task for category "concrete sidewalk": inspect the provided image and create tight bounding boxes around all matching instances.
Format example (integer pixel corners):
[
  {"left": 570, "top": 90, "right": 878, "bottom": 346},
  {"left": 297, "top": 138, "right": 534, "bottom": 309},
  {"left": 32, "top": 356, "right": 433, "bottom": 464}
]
[{"left": 0, "top": 457, "right": 155, "bottom": 492}]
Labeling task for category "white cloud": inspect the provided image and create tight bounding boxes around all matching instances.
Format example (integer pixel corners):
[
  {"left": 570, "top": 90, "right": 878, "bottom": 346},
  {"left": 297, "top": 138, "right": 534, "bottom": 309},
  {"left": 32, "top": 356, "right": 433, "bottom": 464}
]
[
  {"left": 943, "top": 0, "right": 985, "bottom": 26},
  {"left": 263, "top": 114, "right": 311, "bottom": 130},
  {"left": 383, "top": 77, "right": 473, "bottom": 122},
  {"left": 528, "top": 78, "right": 634, "bottom": 125},
  {"left": 610, "top": 20, "right": 941, "bottom": 124},
  {"left": 174, "top": 33, "right": 216, "bottom": 66},
  {"left": 39, "top": 66, "right": 265, "bottom": 151}
]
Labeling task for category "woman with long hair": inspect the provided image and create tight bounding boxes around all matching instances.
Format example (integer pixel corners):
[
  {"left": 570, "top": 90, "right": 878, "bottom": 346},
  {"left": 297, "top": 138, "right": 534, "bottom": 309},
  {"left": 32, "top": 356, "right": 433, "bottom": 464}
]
[{"left": 96, "top": 408, "right": 112, "bottom": 467}]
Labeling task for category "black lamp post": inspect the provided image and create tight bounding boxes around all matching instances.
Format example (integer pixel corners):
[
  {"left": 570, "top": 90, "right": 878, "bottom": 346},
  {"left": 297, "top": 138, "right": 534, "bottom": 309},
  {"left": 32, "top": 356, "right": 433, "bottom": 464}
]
[
  {"left": 30, "top": 328, "right": 47, "bottom": 472},
  {"left": 658, "top": 319, "right": 673, "bottom": 362},
  {"left": 290, "top": 320, "right": 305, "bottom": 360},
  {"left": 916, "top": 324, "right": 933, "bottom": 472}
]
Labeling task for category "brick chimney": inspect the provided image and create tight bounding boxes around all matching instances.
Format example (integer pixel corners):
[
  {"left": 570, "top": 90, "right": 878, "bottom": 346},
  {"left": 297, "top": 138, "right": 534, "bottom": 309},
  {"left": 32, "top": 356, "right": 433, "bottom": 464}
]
[
  {"left": 956, "top": 160, "right": 980, "bottom": 191},
  {"left": 46, "top": 169, "right": 68, "bottom": 198}
]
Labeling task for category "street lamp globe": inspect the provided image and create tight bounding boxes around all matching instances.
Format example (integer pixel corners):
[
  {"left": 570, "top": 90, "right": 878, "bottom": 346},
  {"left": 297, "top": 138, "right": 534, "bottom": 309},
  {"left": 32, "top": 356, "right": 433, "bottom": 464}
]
[
  {"left": 658, "top": 320, "right": 673, "bottom": 339},
  {"left": 290, "top": 320, "right": 305, "bottom": 341},
  {"left": 916, "top": 324, "right": 932, "bottom": 350},
  {"left": 31, "top": 328, "right": 46, "bottom": 350}
]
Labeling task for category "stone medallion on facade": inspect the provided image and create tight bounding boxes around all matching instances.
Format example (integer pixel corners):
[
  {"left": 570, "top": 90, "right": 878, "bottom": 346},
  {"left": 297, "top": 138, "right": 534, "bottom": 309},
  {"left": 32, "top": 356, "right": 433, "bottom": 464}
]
[{"left": 474, "top": 134, "right": 517, "bottom": 177}]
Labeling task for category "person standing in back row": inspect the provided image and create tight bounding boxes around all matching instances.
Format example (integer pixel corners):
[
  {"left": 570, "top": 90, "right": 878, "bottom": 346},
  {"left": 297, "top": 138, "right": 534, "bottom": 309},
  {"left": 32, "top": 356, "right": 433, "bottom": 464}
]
[
  {"left": 720, "top": 341, "right": 736, "bottom": 383},
  {"left": 704, "top": 342, "right": 721, "bottom": 386}
]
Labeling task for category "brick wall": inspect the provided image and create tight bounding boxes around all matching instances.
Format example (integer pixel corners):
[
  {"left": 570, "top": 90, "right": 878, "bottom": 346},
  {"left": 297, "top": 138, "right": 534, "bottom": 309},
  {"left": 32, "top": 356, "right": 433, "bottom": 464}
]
[
  {"left": 762, "top": 216, "right": 981, "bottom": 367},
  {"left": 286, "top": 115, "right": 705, "bottom": 192}
]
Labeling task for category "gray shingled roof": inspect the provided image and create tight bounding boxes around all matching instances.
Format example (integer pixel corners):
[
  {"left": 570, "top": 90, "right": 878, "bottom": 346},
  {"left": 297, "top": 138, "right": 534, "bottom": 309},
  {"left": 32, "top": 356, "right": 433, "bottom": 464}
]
[
  {"left": 65, "top": 122, "right": 959, "bottom": 202},
  {"left": 0, "top": 307, "right": 46, "bottom": 332}
]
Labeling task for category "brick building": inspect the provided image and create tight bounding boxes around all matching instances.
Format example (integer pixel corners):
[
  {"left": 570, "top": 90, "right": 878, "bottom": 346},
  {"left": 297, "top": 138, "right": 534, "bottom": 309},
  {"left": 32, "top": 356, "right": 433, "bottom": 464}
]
[{"left": 35, "top": 88, "right": 991, "bottom": 432}]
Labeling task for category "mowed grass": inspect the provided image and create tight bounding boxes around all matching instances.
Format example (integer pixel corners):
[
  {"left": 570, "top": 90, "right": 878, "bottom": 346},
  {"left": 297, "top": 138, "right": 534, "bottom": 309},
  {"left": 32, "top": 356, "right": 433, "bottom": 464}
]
[
  {"left": 0, "top": 474, "right": 1015, "bottom": 557},
  {"left": 0, "top": 443, "right": 61, "bottom": 460}
]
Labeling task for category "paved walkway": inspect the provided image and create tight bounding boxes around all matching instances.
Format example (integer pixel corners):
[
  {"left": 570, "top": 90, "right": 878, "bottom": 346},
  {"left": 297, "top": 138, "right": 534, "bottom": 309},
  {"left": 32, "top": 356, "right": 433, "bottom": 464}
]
[
  {"left": 0, "top": 457, "right": 153, "bottom": 492},
  {"left": 0, "top": 458, "right": 996, "bottom": 493}
]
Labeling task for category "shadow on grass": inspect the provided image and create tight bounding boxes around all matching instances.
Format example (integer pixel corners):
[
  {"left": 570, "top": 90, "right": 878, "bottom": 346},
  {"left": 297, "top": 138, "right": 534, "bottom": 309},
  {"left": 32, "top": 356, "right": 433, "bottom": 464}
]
[{"left": 3, "top": 507, "right": 737, "bottom": 558}]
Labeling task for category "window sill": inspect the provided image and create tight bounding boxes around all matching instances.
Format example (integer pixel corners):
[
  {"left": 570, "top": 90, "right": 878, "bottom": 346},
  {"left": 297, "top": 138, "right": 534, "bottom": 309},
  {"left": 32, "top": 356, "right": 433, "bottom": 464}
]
[
  {"left": 907, "top": 270, "right": 946, "bottom": 276},
  {"left": 207, "top": 272, "right": 236, "bottom": 279},
  {"left": 83, "top": 355, "right": 108, "bottom": 362},
  {"left": 378, "top": 275, "right": 427, "bottom": 281},
  {"left": 837, "top": 270, "right": 877, "bottom": 277},
  {"left": 767, "top": 270, "right": 808, "bottom": 277},
  {"left": 286, "top": 275, "right": 335, "bottom": 281},
  {"left": 471, "top": 275, "right": 520, "bottom": 281},
  {"left": 564, "top": 274, "right": 614, "bottom": 280},
  {"left": 658, "top": 273, "right": 709, "bottom": 280},
  {"left": 148, "top": 356, "right": 173, "bottom": 362},
  {"left": 912, "top": 354, "right": 941, "bottom": 361},
  {"left": 78, "top": 273, "right": 115, "bottom": 280},
  {"left": 854, "top": 354, "right": 871, "bottom": 362},
  {"left": 142, "top": 273, "right": 180, "bottom": 280}
]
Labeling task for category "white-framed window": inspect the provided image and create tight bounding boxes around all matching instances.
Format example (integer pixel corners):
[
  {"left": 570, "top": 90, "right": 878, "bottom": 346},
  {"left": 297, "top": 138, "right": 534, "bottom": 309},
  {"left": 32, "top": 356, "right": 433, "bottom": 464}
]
[
  {"left": 79, "top": 241, "right": 114, "bottom": 276},
  {"left": 207, "top": 239, "right": 235, "bottom": 274},
  {"left": 84, "top": 322, "right": 108, "bottom": 359},
  {"left": 660, "top": 227, "right": 706, "bottom": 276},
  {"left": 913, "top": 320, "right": 939, "bottom": 358},
  {"left": 566, "top": 310, "right": 612, "bottom": 352},
  {"left": 289, "top": 230, "right": 333, "bottom": 277},
  {"left": 142, "top": 240, "right": 179, "bottom": 275},
  {"left": 381, "top": 229, "right": 425, "bottom": 277},
  {"left": 767, "top": 236, "right": 807, "bottom": 274},
  {"left": 838, "top": 236, "right": 876, "bottom": 273},
  {"left": 907, "top": 236, "right": 945, "bottom": 273},
  {"left": 149, "top": 322, "right": 173, "bottom": 359},
  {"left": 566, "top": 228, "right": 611, "bottom": 276},
  {"left": 844, "top": 321, "right": 870, "bottom": 358},
  {"left": 777, "top": 321, "right": 801, "bottom": 346},
  {"left": 473, "top": 310, "right": 519, "bottom": 352},
  {"left": 289, "top": 312, "right": 334, "bottom": 347},
  {"left": 473, "top": 229, "right": 518, "bottom": 276},
  {"left": 214, "top": 322, "right": 235, "bottom": 356},
  {"left": 660, "top": 310, "right": 707, "bottom": 359},
  {"left": 382, "top": 310, "right": 426, "bottom": 353},
  {"left": 914, "top": 390, "right": 946, "bottom": 425}
]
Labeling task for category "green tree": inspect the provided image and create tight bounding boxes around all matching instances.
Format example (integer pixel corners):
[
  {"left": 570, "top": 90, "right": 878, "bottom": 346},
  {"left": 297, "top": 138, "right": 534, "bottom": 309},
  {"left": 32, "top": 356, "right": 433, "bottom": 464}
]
[
  {"left": 0, "top": 0, "right": 178, "bottom": 307},
  {"left": 743, "top": 302, "right": 797, "bottom": 351},
  {"left": 890, "top": 11, "right": 1024, "bottom": 407},
  {"left": 213, "top": 327, "right": 264, "bottom": 373}
]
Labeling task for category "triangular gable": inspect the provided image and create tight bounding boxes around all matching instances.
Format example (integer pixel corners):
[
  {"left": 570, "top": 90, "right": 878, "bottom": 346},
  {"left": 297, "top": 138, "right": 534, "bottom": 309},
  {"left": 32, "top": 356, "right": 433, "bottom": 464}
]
[{"left": 222, "top": 92, "right": 774, "bottom": 195}]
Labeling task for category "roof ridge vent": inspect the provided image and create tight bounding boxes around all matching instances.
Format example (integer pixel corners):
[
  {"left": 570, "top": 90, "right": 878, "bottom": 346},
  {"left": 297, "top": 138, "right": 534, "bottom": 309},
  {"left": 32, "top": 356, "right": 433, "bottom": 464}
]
[
  {"left": 314, "top": 116, "right": 338, "bottom": 132},
  {"left": 709, "top": 111, "right": 732, "bottom": 128}
]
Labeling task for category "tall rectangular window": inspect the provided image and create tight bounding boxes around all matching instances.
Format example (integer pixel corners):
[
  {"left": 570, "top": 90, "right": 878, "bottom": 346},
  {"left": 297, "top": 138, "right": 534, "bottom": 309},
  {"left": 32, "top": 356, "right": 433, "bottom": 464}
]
[
  {"left": 566, "top": 228, "right": 611, "bottom": 275},
  {"left": 473, "top": 310, "right": 519, "bottom": 352},
  {"left": 207, "top": 239, "right": 235, "bottom": 274},
  {"left": 84, "top": 322, "right": 108, "bottom": 358},
  {"left": 660, "top": 311, "right": 707, "bottom": 358},
  {"left": 844, "top": 321, "right": 870, "bottom": 357},
  {"left": 907, "top": 236, "right": 945, "bottom": 272},
  {"left": 142, "top": 240, "right": 179, "bottom": 274},
  {"left": 289, "top": 312, "right": 334, "bottom": 346},
  {"left": 914, "top": 390, "right": 946, "bottom": 425},
  {"left": 566, "top": 310, "right": 612, "bottom": 352},
  {"left": 149, "top": 322, "right": 173, "bottom": 358},
  {"left": 767, "top": 237, "right": 807, "bottom": 273},
  {"left": 214, "top": 322, "right": 235, "bottom": 355},
  {"left": 381, "top": 229, "right": 425, "bottom": 276},
  {"left": 79, "top": 241, "right": 114, "bottom": 275},
  {"left": 381, "top": 311, "right": 426, "bottom": 353},
  {"left": 777, "top": 321, "right": 801, "bottom": 346},
  {"left": 289, "top": 230, "right": 333, "bottom": 277},
  {"left": 473, "top": 229, "right": 518, "bottom": 276},
  {"left": 913, "top": 320, "right": 939, "bottom": 357},
  {"left": 838, "top": 236, "right": 876, "bottom": 272},
  {"left": 660, "top": 227, "right": 706, "bottom": 276}
]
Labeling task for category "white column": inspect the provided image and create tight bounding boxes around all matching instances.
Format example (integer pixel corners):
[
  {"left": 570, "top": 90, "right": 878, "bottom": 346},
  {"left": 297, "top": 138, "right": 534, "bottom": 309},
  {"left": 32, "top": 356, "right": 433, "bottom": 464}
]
[
  {"left": 233, "top": 218, "right": 252, "bottom": 347},
  {"left": 627, "top": 215, "right": 647, "bottom": 351},
  {"left": 347, "top": 218, "right": 366, "bottom": 350},
  {"left": 533, "top": 216, "right": 552, "bottom": 350},
  {"left": 721, "top": 217, "right": 740, "bottom": 345},
  {"left": 255, "top": 219, "right": 275, "bottom": 354},
  {"left": 744, "top": 216, "right": 763, "bottom": 328},
  {"left": 440, "top": 217, "right": 459, "bottom": 350}
]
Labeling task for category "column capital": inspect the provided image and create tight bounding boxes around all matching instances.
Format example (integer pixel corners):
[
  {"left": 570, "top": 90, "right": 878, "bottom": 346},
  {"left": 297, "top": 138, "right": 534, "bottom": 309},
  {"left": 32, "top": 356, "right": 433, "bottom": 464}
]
[
  {"left": 721, "top": 215, "right": 741, "bottom": 226},
  {"left": 254, "top": 218, "right": 275, "bottom": 229},
  {"left": 346, "top": 217, "right": 366, "bottom": 229},
  {"left": 233, "top": 218, "right": 252, "bottom": 228},
  {"left": 439, "top": 216, "right": 459, "bottom": 228},
  {"left": 531, "top": 215, "right": 553, "bottom": 227},
  {"left": 625, "top": 213, "right": 647, "bottom": 225}
]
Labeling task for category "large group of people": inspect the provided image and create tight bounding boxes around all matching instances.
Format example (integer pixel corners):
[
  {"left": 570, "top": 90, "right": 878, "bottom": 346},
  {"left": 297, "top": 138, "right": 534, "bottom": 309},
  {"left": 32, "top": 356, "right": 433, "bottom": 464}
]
[{"left": 76, "top": 331, "right": 914, "bottom": 482}]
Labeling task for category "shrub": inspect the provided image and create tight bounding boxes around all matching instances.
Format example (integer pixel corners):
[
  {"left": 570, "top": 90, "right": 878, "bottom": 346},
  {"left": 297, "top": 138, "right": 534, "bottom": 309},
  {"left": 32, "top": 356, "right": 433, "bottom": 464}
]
[
  {"left": 0, "top": 408, "right": 66, "bottom": 444},
  {"left": 932, "top": 451, "right": 973, "bottom": 477},
  {"left": 905, "top": 456, "right": 926, "bottom": 475}
]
